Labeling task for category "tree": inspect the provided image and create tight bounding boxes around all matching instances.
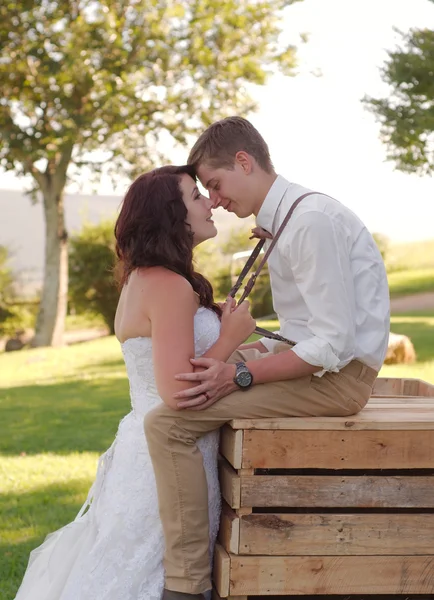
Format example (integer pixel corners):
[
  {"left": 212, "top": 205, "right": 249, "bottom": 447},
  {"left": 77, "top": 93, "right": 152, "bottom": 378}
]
[
  {"left": 372, "top": 232, "right": 389, "bottom": 263},
  {"left": 194, "top": 225, "right": 274, "bottom": 317},
  {"left": 0, "top": 246, "right": 15, "bottom": 331},
  {"left": 69, "top": 220, "right": 118, "bottom": 334},
  {"left": 220, "top": 225, "right": 257, "bottom": 256},
  {"left": 0, "top": 0, "right": 300, "bottom": 347},
  {"left": 363, "top": 25, "right": 434, "bottom": 175}
]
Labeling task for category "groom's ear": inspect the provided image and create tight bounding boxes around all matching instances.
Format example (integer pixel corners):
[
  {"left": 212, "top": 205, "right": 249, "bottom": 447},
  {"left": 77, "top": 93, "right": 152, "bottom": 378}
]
[{"left": 234, "top": 151, "right": 253, "bottom": 175}]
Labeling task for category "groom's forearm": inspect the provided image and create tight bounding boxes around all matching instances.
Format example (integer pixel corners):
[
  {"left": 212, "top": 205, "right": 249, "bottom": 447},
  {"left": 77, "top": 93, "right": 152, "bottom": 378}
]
[{"left": 247, "top": 349, "right": 319, "bottom": 384}]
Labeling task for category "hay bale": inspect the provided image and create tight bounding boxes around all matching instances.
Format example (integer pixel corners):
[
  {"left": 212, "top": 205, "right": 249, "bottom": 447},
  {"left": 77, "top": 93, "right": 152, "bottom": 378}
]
[{"left": 384, "top": 332, "right": 416, "bottom": 365}]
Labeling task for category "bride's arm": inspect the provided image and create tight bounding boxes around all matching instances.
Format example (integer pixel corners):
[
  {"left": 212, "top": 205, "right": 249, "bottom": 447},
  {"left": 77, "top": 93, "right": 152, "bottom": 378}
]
[{"left": 149, "top": 270, "right": 247, "bottom": 409}]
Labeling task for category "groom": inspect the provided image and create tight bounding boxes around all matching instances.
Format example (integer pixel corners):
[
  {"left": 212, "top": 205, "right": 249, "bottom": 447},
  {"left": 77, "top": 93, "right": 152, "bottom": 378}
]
[{"left": 145, "top": 117, "right": 390, "bottom": 599}]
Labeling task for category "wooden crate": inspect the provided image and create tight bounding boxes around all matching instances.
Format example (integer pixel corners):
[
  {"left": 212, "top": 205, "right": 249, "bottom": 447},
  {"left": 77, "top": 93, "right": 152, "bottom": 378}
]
[{"left": 213, "top": 377, "right": 434, "bottom": 598}]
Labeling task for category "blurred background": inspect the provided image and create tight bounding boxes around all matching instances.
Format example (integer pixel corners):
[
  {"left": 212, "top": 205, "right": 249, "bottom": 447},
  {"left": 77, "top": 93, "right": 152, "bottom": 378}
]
[{"left": 1, "top": 1, "right": 433, "bottom": 597}]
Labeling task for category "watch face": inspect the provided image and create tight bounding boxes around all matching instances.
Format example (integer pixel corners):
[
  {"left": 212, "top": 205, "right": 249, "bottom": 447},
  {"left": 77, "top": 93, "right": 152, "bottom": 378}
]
[{"left": 237, "top": 371, "right": 253, "bottom": 387}]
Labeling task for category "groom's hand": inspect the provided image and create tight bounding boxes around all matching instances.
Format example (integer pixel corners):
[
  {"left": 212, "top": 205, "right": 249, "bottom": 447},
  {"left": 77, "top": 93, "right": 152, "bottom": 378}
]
[{"left": 174, "top": 358, "right": 237, "bottom": 410}]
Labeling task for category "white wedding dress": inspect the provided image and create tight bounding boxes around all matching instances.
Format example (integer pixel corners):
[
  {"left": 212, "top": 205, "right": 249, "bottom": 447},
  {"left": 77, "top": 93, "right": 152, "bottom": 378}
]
[{"left": 14, "top": 307, "right": 222, "bottom": 600}]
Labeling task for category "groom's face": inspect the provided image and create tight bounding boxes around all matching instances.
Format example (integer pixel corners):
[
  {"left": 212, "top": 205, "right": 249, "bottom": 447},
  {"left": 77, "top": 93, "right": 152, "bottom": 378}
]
[{"left": 196, "top": 162, "right": 254, "bottom": 218}]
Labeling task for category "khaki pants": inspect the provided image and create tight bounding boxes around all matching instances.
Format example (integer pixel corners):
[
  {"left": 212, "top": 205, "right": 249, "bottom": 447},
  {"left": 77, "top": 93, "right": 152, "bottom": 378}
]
[{"left": 144, "top": 346, "right": 377, "bottom": 594}]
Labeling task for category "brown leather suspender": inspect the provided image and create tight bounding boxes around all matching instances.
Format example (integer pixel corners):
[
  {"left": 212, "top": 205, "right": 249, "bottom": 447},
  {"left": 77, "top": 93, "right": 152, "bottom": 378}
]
[{"left": 228, "top": 191, "right": 319, "bottom": 345}]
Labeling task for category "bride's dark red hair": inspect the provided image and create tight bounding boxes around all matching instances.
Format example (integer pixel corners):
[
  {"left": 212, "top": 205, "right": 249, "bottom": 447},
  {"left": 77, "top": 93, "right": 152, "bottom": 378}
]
[{"left": 115, "top": 165, "right": 221, "bottom": 316}]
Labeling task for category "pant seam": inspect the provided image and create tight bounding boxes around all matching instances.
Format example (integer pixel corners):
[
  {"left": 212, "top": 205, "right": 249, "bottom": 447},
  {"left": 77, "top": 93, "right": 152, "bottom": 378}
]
[{"left": 168, "top": 423, "right": 191, "bottom": 581}]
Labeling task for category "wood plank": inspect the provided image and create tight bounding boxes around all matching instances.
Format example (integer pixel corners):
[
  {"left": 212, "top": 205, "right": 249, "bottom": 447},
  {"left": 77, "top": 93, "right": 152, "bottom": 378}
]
[
  {"left": 219, "top": 460, "right": 240, "bottom": 509},
  {"left": 213, "top": 543, "right": 230, "bottom": 597},
  {"left": 373, "top": 377, "right": 434, "bottom": 397},
  {"left": 228, "top": 554, "right": 434, "bottom": 595},
  {"left": 240, "top": 474, "right": 434, "bottom": 508},
  {"left": 212, "top": 590, "right": 247, "bottom": 600},
  {"left": 230, "top": 407, "right": 434, "bottom": 431},
  {"left": 219, "top": 502, "right": 240, "bottom": 554},
  {"left": 373, "top": 377, "right": 407, "bottom": 396},
  {"left": 241, "top": 430, "right": 434, "bottom": 469},
  {"left": 220, "top": 425, "right": 243, "bottom": 469},
  {"left": 419, "top": 379, "right": 434, "bottom": 397},
  {"left": 369, "top": 396, "right": 434, "bottom": 404},
  {"left": 238, "top": 512, "right": 434, "bottom": 556}
]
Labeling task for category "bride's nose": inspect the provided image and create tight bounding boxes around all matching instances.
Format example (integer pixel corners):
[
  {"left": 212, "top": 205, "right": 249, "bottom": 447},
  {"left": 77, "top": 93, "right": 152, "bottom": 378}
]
[{"left": 205, "top": 195, "right": 214, "bottom": 210}]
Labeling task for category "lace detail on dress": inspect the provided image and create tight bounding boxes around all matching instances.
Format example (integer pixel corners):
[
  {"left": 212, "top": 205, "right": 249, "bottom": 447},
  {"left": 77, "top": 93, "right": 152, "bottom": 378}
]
[{"left": 14, "top": 307, "right": 222, "bottom": 600}]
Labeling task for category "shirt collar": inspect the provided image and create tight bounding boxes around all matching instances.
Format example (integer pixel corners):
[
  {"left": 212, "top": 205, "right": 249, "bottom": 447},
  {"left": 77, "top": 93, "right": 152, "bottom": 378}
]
[{"left": 256, "top": 175, "right": 291, "bottom": 235}]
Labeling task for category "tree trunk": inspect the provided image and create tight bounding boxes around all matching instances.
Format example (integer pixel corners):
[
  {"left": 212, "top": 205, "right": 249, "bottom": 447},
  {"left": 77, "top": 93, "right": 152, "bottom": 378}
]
[{"left": 32, "top": 189, "right": 69, "bottom": 347}]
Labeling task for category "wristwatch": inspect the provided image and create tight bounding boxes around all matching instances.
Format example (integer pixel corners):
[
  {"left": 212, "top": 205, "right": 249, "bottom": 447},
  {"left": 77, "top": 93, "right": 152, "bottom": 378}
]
[{"left": 233, "top": 361, "right": 253, "bottom": 390}]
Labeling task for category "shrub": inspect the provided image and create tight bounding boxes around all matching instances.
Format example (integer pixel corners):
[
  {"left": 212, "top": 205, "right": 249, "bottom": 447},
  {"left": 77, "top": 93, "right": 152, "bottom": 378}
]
[{"left": 69, "top": 220, "right": 119, "bottom": 334}]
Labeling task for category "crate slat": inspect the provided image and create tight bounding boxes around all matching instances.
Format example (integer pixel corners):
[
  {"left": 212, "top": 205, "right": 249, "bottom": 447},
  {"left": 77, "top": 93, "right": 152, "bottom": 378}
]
[
  {"left": 227, "top": 406, "right": 434, "bottom": 433},
  {"left": 240, "top": 473, "right": 434, "bottom": 509},
  {"left": 220, "top": 426, "right": 243, "bottom": 470},
  {"left": 214, "top": 543, "right": 230, "bottom": 597},
  {"left": 240, "top": 429, "right": 434, "bottom": 469},
  {"left": 220, "top": 505, "right": 434, "bottom": 556},
  {"left": 226, "top": 553, "right": 434, "bottom": 596},
  {"left": 373, "top": 377, "right": 434, "bottom": 397}
]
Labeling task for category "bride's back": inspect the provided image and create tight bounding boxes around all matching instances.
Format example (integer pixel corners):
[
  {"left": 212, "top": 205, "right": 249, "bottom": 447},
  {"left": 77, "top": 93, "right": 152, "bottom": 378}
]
[{"left": 114, "top": 268, "right": 154, "bottom": 343}]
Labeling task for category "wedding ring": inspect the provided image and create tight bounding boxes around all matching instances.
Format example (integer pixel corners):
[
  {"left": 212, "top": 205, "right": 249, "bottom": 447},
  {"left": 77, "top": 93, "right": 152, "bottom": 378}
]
[{"left": 204, "top": 392, "right": 211, "bottom": 401}]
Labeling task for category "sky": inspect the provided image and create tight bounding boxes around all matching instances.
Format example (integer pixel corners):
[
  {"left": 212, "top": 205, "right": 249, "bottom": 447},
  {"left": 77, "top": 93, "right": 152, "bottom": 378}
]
[{"left": 1, "top": 0, "right": 433, "bottom": 242}]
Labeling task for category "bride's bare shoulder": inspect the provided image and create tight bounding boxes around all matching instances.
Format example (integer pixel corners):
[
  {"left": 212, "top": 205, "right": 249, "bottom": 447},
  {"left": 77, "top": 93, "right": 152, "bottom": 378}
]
[{"left": 132, "top": 267, "right": 195, "bottom": 301}]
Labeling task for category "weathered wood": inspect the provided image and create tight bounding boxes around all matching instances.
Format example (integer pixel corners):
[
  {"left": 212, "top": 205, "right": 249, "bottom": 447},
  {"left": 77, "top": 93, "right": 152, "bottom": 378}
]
[
  {"left": 240, "top": 474, "right": 434, "bottom": 508},
  {"left": 229, "top": 406, "right": 434, "bottom": 431},
  {"left": 239, "top": 468, "right": 254, "bottom": 476},
  {"left": 373, "top": 377, "right": 434, "bottom": 397},
  {"left": 368, "top": 396, "right": 434, "bottom": 404},
  {"left": 241, "top": 430, "right": 434, "bottom": 469},
  {"left": 228, "top": 554, "right": 434, "bottom": 595},
  {"left": 237, "top": 512, "right": 434, "bottom": 555},
  {"left": 219, "top": 502, "right": 240, "bottom": 554},
  {"left": 237, "top": 507, "right": 253, "bottom": 516},
  {"left": 219, "top": 460, "right": 240, "bottom": 509},
  {"left": 220, "top": 425, "right": 243, "bottom": 469},
  {"left": 213, "top": 544, "right": 230, "bottom": 597},
  {"left": 212, "top": 590, "right": 247, "bottom": 600}
]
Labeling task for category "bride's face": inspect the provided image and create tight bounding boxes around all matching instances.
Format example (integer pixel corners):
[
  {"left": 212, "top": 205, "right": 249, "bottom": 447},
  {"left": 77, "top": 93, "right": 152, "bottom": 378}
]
[{"left": 180, "top": 174, "right": 217, "bottom": 245}]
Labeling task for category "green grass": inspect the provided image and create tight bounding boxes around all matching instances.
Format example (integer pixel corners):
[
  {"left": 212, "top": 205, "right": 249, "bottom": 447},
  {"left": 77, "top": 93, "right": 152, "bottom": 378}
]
[
  {"left": 387, "top": 238, "right": 434, "bottom": 272},
  {"left": 387, "top": 267, "right": 434, "bottom": 298},
  {"left": 0, "top": 337, "right": 130, "bottom": 598},
  {"left": 384, "top": 238, "right": 434, "bottom": 298},
  {"left": 1, "top": 317, "right": 434, "bottom": 598},
  {"left": 64, "top": 312, "right": 106, "bottom": 331}
]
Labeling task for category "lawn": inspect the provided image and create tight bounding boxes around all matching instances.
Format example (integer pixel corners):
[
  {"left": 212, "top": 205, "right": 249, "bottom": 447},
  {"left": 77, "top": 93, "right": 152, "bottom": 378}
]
[
  {"left": 387, "top": 267, "right": 434, "bottom": 298},
  {"left": 385, "top": 238, "right": 434, "bottom": 298},
  {"left": 1, "top": 313, "right": 433, "bottom": 598}
]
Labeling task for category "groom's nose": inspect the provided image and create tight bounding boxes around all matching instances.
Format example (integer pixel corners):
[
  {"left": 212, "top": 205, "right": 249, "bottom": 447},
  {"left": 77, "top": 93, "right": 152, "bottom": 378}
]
[{"left": 209, "top": 188, "right": 221, "bottom": 207}]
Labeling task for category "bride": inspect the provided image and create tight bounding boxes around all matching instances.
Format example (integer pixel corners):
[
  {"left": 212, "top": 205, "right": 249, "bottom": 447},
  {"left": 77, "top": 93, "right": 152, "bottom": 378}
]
[{"left": 14, "top": 165, "right": 256, "bottom": 600}]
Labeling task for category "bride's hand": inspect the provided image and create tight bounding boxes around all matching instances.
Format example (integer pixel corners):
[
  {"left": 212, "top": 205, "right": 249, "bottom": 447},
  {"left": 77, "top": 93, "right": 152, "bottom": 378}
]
[
  {"left": 220, "top": 296, "right": 256, "bottom": 346},
  {"left": 218, "top": 297, "right": 236, "bottom": 313}
]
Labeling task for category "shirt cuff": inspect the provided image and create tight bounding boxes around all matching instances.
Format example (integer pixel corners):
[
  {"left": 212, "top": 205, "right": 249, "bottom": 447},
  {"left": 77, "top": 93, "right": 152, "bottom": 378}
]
[
  {"left": 259, "top": 335, "right": 280, "bottom": 353},
  {"left": 291, "top": 337, "right": 341, "bottom": 377}
]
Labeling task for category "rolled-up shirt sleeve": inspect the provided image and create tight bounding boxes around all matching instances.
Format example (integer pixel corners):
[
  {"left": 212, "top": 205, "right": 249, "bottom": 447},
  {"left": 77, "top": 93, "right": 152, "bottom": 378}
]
[{"left": 285, "top": 211, "right": 356, "bottom": 376}]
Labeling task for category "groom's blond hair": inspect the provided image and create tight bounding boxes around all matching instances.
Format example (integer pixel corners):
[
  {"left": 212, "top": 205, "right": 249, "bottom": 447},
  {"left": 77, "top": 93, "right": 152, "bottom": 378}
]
[{"left": 187, "top": 116, "right": 274, "bottom": 173}]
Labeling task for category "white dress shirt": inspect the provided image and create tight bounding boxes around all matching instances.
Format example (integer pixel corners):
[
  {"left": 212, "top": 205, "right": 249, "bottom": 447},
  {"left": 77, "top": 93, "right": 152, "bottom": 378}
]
[{"left": 256, "top": 175, "right": 390, "bottom": 376}]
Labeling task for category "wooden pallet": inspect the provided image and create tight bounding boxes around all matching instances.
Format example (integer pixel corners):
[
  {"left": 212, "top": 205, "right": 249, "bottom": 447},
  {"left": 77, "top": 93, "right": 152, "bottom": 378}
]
[{"left": 213, "top": 377, "right": 434, "bottom": 598}]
